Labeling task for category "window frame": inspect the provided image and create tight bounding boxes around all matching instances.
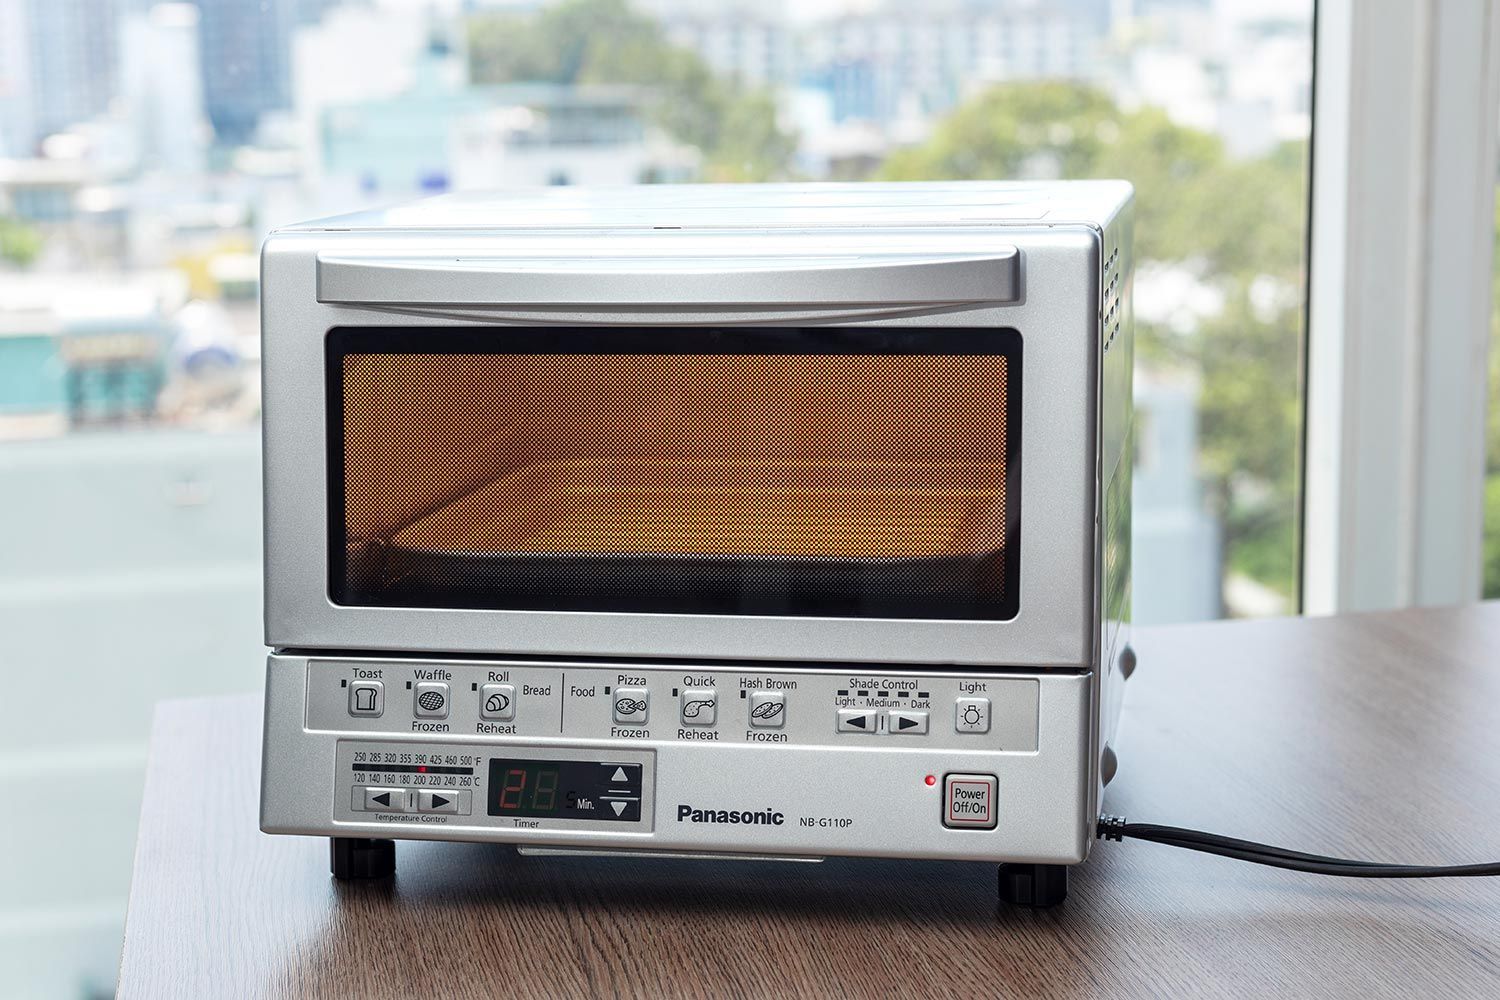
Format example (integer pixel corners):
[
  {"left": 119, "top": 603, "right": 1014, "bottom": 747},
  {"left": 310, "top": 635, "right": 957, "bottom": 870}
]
[{"left": 1303, "top": 0, "right": 1500, "bottom": 612}]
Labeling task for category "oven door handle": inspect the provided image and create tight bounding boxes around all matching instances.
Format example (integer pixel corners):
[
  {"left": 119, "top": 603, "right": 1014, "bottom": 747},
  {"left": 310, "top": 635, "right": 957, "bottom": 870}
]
[{"left": 314, "top": 251, "right": 1020, "bottom": 306}]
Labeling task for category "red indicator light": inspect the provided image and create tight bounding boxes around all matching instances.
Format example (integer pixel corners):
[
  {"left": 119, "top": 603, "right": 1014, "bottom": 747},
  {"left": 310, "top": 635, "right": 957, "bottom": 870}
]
[
  {"left": 418, "top": 766, "right": 427, "bottom": 773},
  {"left": 924, "top": 774, "right": 937, "bottom": 786}
]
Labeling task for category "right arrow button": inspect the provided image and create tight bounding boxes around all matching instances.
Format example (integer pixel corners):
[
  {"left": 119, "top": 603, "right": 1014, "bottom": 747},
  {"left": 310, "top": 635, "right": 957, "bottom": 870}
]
[
  {"left": 886, "top": 709, "right": 929, "bottom": 735},
  {"left": 417, "top": 790, "right": 465, "bottom": 814}
]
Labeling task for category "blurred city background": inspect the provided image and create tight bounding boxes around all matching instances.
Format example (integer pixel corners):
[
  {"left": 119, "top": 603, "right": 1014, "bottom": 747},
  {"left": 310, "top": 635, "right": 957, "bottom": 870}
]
[{"left": 0, "top": 0, "right": 1484, "bottom": 995}]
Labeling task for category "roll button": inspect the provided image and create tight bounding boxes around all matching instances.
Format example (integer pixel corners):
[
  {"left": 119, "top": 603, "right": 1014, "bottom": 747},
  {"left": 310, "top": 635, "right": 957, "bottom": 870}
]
[{"left": 480, "top": 683, "right": 515, "bottom": 721}]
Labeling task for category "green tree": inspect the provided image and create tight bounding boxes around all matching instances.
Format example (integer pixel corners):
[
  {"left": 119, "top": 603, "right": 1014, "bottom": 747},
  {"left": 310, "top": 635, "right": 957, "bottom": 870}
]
[
  {"left": 881, "top": 81, "right": 1309, "bottom": 604},
  {"left": 468, "top": 0, "right": 796, "bottom": 181},
  {"left": 0, "top": 216, "right": 41, "bottom": 268}
]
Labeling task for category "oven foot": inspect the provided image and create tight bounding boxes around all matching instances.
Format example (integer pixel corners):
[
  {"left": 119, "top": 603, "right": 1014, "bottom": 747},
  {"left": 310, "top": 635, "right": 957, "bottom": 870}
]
[
  {"left": 997, "top": 862, "right": 1068, "bottom": 908},
  {"left": 330, "top": 837, "right": 396, "bottom": 880}
]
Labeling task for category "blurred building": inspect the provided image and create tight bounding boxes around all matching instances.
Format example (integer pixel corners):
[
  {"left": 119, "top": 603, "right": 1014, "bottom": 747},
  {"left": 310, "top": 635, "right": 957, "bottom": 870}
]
[
  {"left": 119, "top": 3, "right": 211, "bottom": 176},
  {"left": 659, "top": 13, "right": 798, "bottom": 89},
  {"left": 450, "top": 86, "right": 699, "bottom": 189},
  {"left": 195, "top": 0, "right": 335, "bottom": 147},
  {"left": 0, "top": 272, "right": 187, "bottom": 435},
  {"left": 0, "top": 1, "right": 34, "bottom": 157},
  {"left": 195, "top": 0, "right": 295, "bottom": 146},
  {"left": 0, "top": 157, "right": 93, "bottom": 224},
  {"left": 1115, "top": 1, "right": 1313, "bottom": 157},
  {"left": 811, "top": 1, "right": 1104, "bottom": 126},
  {"left": 290, "top": 4, "right": 465, "bottom": 205},
  {"left": 307, "top": 20, "right": 697, "bottom": 199},
  {"left": 3, "top": 0, "right": 120, "bottom": 155}
]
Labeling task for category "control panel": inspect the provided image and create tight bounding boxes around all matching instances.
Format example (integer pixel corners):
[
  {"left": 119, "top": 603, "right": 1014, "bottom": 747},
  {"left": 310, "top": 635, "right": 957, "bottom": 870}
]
[
  {"left": 266, "top": 653, "right": 1090, "bottom": 864},
  {"left": 335, "top": 741, "right": 655, "bottom": 831},
  {"left": 310, "top": 659, "right": 1040, "bottom": 752}
]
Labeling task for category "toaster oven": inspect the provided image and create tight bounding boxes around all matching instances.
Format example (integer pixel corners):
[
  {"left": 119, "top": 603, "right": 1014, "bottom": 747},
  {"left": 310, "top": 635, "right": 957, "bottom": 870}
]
[{"left": 259, "top": 181, "right": 1134, "bottom": 906}]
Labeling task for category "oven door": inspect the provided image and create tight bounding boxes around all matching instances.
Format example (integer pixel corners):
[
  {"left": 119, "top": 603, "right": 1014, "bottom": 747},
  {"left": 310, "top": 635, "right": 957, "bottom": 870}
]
[{"left": 262, "top": 232, "right": 1100, "bottom": 667}]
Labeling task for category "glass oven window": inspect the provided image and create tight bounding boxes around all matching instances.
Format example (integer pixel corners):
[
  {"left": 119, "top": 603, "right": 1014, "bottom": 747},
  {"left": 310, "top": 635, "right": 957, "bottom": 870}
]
[{"left": 328, "top": 327, "right": 1021, "bottom": 620}]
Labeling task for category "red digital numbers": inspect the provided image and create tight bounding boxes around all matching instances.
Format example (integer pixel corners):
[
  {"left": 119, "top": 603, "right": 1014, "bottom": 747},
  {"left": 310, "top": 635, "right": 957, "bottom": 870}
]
[
  {"left": 495, "top": 765, "right": 562, "bottom": 813},
  {"left": 498, "top": 767, "right": 526, "bottom": 810}
]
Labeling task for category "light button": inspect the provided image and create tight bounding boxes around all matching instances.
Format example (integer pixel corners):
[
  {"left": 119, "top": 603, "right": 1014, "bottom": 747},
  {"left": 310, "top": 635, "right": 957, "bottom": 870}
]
[
  {"left": 680, "top": 689, "right": 716, "bottom": 725},
  {"left": 414, "top": 682, "right": 450, "bottom": 719},
  {"left": 480, "top": 683, "right": 515, "bottom": 721},
  {"left": 943, "top": 773, "right": 997, "bottom": 829},
  {"left": 955, "top": 697, "right": 991, "bottom": 734},
  {"left": 613, "top": 687, "right": 649, "bottom": 725},
  {"left": 348, "top": 681, "right": 384, "bottom": 717}
]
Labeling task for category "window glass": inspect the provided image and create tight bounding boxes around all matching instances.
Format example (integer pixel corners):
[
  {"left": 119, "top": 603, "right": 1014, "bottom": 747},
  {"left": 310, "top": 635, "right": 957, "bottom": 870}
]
[
  {"left": 330, "top": 327, "right": 1020, "bottom": 619},
  {"left": 0, "top": 1, "right": 1314, "bottom": 992}
]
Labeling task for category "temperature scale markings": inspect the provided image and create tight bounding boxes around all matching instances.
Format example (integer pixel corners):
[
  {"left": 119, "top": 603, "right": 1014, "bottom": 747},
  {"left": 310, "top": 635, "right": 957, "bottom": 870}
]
[{"left": 350, "top": 763, "right": 473, "bottom": 776}]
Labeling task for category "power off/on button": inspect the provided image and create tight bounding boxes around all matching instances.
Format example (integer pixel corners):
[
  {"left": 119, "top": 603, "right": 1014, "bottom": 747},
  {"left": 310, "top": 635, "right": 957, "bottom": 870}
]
[{"left": 943, "top": 773, "right": 997, "bottom": 829}]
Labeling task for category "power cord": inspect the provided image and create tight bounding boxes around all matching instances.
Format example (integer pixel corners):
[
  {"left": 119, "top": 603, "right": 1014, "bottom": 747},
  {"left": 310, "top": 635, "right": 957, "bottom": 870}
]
[{"left": 1096, "top": 815, "right": 1500, "bottom": 878}]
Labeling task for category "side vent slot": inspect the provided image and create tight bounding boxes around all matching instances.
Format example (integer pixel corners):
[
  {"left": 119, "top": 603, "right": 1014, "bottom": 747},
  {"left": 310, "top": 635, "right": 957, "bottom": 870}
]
[{"left": 1102, "top": 245, "right": 1121, "bottom": 354}]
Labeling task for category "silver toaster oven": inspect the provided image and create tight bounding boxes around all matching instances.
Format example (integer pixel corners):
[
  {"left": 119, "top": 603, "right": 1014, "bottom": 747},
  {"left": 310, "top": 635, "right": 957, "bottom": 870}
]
[{"left": 259, "top": 181, "right": 1134, "bottom": 905}]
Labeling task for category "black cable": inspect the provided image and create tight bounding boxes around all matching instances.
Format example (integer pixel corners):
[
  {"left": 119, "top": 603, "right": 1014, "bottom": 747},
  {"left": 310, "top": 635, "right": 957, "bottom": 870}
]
[{"left": 1096, "top": 815, "right": 1500, "bottom": 878}]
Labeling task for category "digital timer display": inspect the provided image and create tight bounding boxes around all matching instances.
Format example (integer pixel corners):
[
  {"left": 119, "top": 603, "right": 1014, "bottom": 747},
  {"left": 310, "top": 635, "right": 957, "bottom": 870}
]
[{"left": 486, "top": 757, "right": 642, "bottom": 822}]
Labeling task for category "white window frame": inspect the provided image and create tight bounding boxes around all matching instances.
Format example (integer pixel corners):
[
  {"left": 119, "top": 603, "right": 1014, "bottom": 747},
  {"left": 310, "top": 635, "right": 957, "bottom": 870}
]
[{"left": 1304, "top": 0, "right": 1500, "bottom": 613}]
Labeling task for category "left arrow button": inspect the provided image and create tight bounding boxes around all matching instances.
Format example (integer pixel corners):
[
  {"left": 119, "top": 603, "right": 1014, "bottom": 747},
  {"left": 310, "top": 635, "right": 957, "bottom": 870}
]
[{"left": 363, "top": 788, "right": 408, "bottom": 812}]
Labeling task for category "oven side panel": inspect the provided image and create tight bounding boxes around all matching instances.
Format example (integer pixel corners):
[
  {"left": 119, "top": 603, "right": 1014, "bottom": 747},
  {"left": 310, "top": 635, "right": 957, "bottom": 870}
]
[{"left": 1093, "top": 191, "right": 1135, "bottom": 819}]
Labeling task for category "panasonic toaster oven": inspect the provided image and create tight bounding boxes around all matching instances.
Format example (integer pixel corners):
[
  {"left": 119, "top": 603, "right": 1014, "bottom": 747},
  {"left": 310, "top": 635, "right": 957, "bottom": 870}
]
[{"left": 259, "top": 181, "right": 1134, "bottom": 906}]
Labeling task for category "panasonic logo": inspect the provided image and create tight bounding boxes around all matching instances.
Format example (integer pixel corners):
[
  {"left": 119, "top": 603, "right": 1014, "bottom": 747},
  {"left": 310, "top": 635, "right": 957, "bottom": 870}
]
[{"left": 677, "top": 804, "right": 785, "bottom": 826}]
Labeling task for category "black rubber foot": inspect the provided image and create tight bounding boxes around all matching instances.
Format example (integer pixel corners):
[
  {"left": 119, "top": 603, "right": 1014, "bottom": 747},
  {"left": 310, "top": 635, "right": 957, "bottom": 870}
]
[
  {"left": 330, "top": 837, "right": 395, "bottom": 880},
  {"left": 997, "top": 863, "right": 1068, "bottom": 908}
]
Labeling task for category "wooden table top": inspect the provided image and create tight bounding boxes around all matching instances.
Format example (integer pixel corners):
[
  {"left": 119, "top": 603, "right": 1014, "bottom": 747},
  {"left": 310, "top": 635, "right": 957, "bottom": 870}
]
[{"left": 118, "top": 604, "right": 1500, "bottom": 999}]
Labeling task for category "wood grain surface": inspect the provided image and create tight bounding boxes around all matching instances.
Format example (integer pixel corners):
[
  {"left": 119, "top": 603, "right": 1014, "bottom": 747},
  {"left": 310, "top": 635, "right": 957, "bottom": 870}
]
[{"left": 118, "top": 604, "right": 1500, "bottom": 999}]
